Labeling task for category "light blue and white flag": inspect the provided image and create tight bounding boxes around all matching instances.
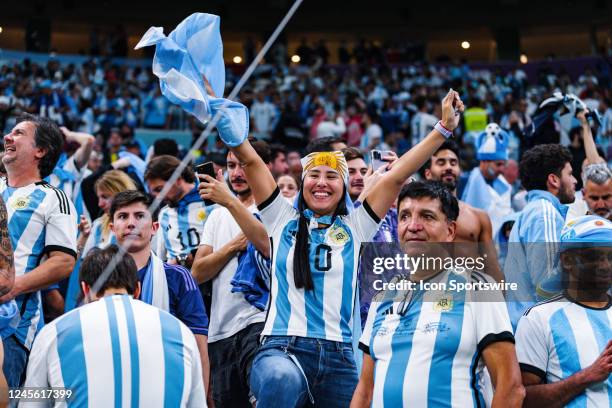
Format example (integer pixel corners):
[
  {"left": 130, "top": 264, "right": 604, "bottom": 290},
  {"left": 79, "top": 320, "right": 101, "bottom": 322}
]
[{"left": 135, "top": 13, "right": 249, "bottom": 146}]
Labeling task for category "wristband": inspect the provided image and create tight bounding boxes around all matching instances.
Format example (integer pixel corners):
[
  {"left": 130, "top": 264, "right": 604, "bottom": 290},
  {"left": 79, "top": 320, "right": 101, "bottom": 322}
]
[{"left": 434, "top": 121, "right": 453, "bottom": 139}]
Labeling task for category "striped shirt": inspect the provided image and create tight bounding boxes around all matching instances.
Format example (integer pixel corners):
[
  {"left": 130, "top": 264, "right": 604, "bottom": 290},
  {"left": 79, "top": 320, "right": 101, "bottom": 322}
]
[
  {"left": 22, "top": 295, "right": 206, "bottom": 408},
  {"left": 0, "top": 179, "right": 77, "bottom": 349},
  {"left": 157, "top": 188, "right": 216, "bottom": 262},
  {"left": 516, "top": 294, "right": 612, "bottom": 408},
  {"left": 259, "top": 188, "right": 380, "bottom": 343},
  {"left": 360, "top": 270, "right": 514, "bottom": 408},
  {"left": 504, "top": 189, "right": 568, "bottom": 328}
]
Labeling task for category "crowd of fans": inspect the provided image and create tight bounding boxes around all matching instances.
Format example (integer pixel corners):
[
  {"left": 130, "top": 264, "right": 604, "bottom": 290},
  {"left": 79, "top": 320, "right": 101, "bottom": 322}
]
[{"left": 0, "top": 43, "right": 610, "bottom": 407}]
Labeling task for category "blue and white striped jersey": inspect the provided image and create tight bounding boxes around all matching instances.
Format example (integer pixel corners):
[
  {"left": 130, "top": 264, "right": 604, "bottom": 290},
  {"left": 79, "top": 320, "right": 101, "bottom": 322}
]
[
  {"left": 47, "top": 155, "right": 91, "bottom": 222},
  {"left": 23, "top": 294, "right": 206, "bottom": 408},
  {"left": 360, "top": 270, "right": 514, "bottom": 408},
  {"left": 0, "top": 179, "right": 77, "bottom": 349},
  {"left": 81, "top": 217, "right": 116, "bottom": 257},
  {"left": 156, "top": 188, "right": 216, "bottom": 262},
  {"left": 505, "top": 189, "right": 568, "bottom": 328},
  {"left": 259, "top": 189, "right": 380, "bottom": 343},
  {"left": 516, "top": 294, "right": 612, "bottom": 408}
]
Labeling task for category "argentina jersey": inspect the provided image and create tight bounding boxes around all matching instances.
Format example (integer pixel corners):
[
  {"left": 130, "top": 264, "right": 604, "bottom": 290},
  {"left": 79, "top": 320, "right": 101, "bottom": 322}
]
[
  {"left": 157, "top": 188, "right": 216, "bottom": 262},
  {"left": 515, "top": 295, "right": 612, "bottom": 407},
  {"left": 360, "top": 270, "right": 514, "bottom": 408},
  {"left": 47, "top": 154, "right": 90, "bottom": 222},
  {"left": 0, "top": 179, "right": 77, "bottom": 349},
  {"left": 82, "top": 217, "right": 117, "bottom": 257},
  {"left": 22, "top": 295, "right": 206, "bottom": 408},
  {"left": 259, "top": 189, "right": 380, "bottom": 343}
]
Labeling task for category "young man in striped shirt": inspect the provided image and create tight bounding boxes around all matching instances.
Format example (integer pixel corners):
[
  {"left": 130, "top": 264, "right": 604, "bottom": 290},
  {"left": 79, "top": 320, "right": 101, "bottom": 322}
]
[
  {"left": 145, "top": 155, "right": 216, "bottom": 268},
  {"left": 22, "top": 245, "right": 206, "bottom": 407},
  {"left": 504, "top": 144, "right": 578, "bottom": 327},
  {"left": 516, "top": 216, "right": 612, "bottom": 407},
  {"left": 352, "top": 181, "right": 524, "bottom": 408}
]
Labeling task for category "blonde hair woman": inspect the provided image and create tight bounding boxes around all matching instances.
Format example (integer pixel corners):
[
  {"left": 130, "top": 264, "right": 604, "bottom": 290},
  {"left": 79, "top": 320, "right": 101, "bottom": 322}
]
[{"left": 77, "top": 170, "right": 137, "bottom": 257}]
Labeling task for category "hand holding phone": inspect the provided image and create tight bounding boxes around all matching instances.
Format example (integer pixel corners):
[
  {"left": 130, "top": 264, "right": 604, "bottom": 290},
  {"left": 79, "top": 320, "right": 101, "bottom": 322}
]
[
  {"left": 196, "top": 162, "right": 216, "bottom": 206},
  {"left": 371, "top": 150, "right": 395, "bottom": 173}
]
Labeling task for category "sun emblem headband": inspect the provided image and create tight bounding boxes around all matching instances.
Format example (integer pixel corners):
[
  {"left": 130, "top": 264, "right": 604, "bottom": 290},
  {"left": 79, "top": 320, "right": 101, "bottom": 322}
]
[
  {"left": 300, "top": 151, "right": 349, "bottom": 185},
  {"left": 295, "top": 151, "right": 354, "bottom": 214}
]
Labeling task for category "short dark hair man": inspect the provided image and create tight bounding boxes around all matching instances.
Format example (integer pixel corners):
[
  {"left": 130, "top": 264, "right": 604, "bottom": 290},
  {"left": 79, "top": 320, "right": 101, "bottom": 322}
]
[
  {"left": 352, "top": 181, "right": 524, "bottom": 407},
  {"left": 269, "top": 144, "right": 289, "bottom": 178},
  {"left": 0, "top": 114, "right": 77, "bottom": 387},
  {"left": 144, "top": 155, "right": 214, "bottom": 267},
  {"left": 109, "top": 190, "right": 211, "bottom": 401},
  {"left": 505, "top": 143, "right": 577, "bottom": 328},
  {"left": 22, "top": 245, "right": 207, "bottom": 406}
]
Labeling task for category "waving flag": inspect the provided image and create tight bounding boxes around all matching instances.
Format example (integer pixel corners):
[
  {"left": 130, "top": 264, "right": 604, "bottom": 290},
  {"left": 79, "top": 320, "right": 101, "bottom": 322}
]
[{"left": 135, "top": 13, "right": 249, "bottom": 146}]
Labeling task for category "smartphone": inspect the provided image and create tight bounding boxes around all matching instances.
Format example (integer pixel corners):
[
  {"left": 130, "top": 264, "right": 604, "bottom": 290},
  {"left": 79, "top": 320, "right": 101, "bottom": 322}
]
[
  {"left": 195, "top": 161, "right": 216, "bottom": 206},
  {"left": 371, "top": 150, "right": 393, "bottom": 172}
]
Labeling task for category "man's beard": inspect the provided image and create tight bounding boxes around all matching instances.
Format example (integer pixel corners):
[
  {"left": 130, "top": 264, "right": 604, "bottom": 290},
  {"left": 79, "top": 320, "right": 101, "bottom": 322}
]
[
  {"left": 558, "top": 183, "right": 575, "bottom": 204},
  {"left": 228, "top": 179, "right": 251, "bottom": 197},
  {"left": 438, "top": 172, "right": 457, "bottom": 192}
]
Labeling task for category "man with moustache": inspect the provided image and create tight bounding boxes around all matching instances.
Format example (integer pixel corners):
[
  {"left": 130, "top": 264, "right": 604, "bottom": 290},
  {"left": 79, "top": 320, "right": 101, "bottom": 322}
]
[
  {"left": 423, "top": 140, "right": 503, "bottom": 281},
  {"left": 504, "top": 144, "right": 578, "bottom": 328},
  {"left": 351, "top": 181, "right": 524, "bottom": 408},
  {"left": 581, "top": 163, "right": 612, "bottom": 221},
  {"left": 191, "top": 140, "right": 271, "bottom": 407}
]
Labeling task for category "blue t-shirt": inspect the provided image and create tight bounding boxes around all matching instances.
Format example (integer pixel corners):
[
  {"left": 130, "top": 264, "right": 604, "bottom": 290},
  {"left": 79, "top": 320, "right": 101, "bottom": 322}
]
[{"left": 137, "top": 261, "right": 209, "bottom": 336}]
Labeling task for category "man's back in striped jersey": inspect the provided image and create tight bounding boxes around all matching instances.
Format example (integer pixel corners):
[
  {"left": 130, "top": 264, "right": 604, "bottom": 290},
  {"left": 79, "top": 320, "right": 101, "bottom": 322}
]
[{"left": 22, "top": 246, "right": 206, "bottom": 408}]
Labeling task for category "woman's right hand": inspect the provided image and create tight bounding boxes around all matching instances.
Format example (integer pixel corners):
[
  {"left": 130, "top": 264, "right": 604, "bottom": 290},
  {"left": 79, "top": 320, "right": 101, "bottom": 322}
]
[{"left": 77, "top": 215, "right": 91, "bottom": 248}]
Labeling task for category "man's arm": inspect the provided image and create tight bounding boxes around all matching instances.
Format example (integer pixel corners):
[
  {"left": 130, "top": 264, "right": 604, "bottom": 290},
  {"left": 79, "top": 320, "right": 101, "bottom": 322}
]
[
  {"left": 365, "top": 90, "right": 464, "bottom": 219},
  {"left": 0, "top": 340, "right": 7, "bottom": 408},
  {"left": 194, "top": 334, "right": 212, "bottom": 407},
  {"left": 577, "top": 110, "right": 605, "bottom": 165},
  {"left": 0, "top": 198, "right": 14, "bottom": 298},
  {"left": 522, "top": 340, "right": 612, "bottom": 408},
  {"left": 482, "top": 341, "right": 525, "bottom": 408},
  {"left": 0, "top": 251, "right": 74, "bottom": 303},
  {"left": 60, "top": 127, "right": 96, "bottom": 170},
  {"left": 198, "top": 172, "right": 270, "bottom": 257},
  {"left": 191, "top": 238, "right": 246, "bottom": 284},
  {"left": 476, "top": 209, "right": 504, "bottom": 281},
  {"left": 350, "top": 353, "right": 375, "bottom": 408}
]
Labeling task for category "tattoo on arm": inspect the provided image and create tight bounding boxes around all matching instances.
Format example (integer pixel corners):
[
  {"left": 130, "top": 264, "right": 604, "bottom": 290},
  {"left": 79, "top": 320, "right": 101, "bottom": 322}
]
[{"left": 0, "top": 197, "right": 14, "bottom": 296}]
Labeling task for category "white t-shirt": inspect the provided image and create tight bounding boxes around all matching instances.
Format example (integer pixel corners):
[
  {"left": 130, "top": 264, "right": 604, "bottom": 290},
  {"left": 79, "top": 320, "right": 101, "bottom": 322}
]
[{"left": 200, "top": 204, "right": 266, "bottom": 342}]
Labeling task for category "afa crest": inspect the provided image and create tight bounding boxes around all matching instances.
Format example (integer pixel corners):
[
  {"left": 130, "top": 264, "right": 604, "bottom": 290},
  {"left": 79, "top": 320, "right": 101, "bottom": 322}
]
[
  {"left": 11, "top": 196, "right": 30, "bottom": 210},
  {"left": 433, "top": 294, "right": 453, "bottom": 312},
  {"left": 329, "top": 225, "right": 349, "bottom": 245}
]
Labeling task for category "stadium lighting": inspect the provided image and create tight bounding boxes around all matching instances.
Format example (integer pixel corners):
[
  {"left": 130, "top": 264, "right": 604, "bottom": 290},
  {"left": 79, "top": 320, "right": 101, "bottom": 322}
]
[
  {"left": 291, "top": 54, "right": 301, "bottom": 63},
  {"left": 461, "top": 41, "right": 470, "bottom": 49},
  {"left": 233, "top": 56, "right": 242, "bottom": 64},
  {"left": 520, "top": 54, "right": 528, "bottom": 64}
]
